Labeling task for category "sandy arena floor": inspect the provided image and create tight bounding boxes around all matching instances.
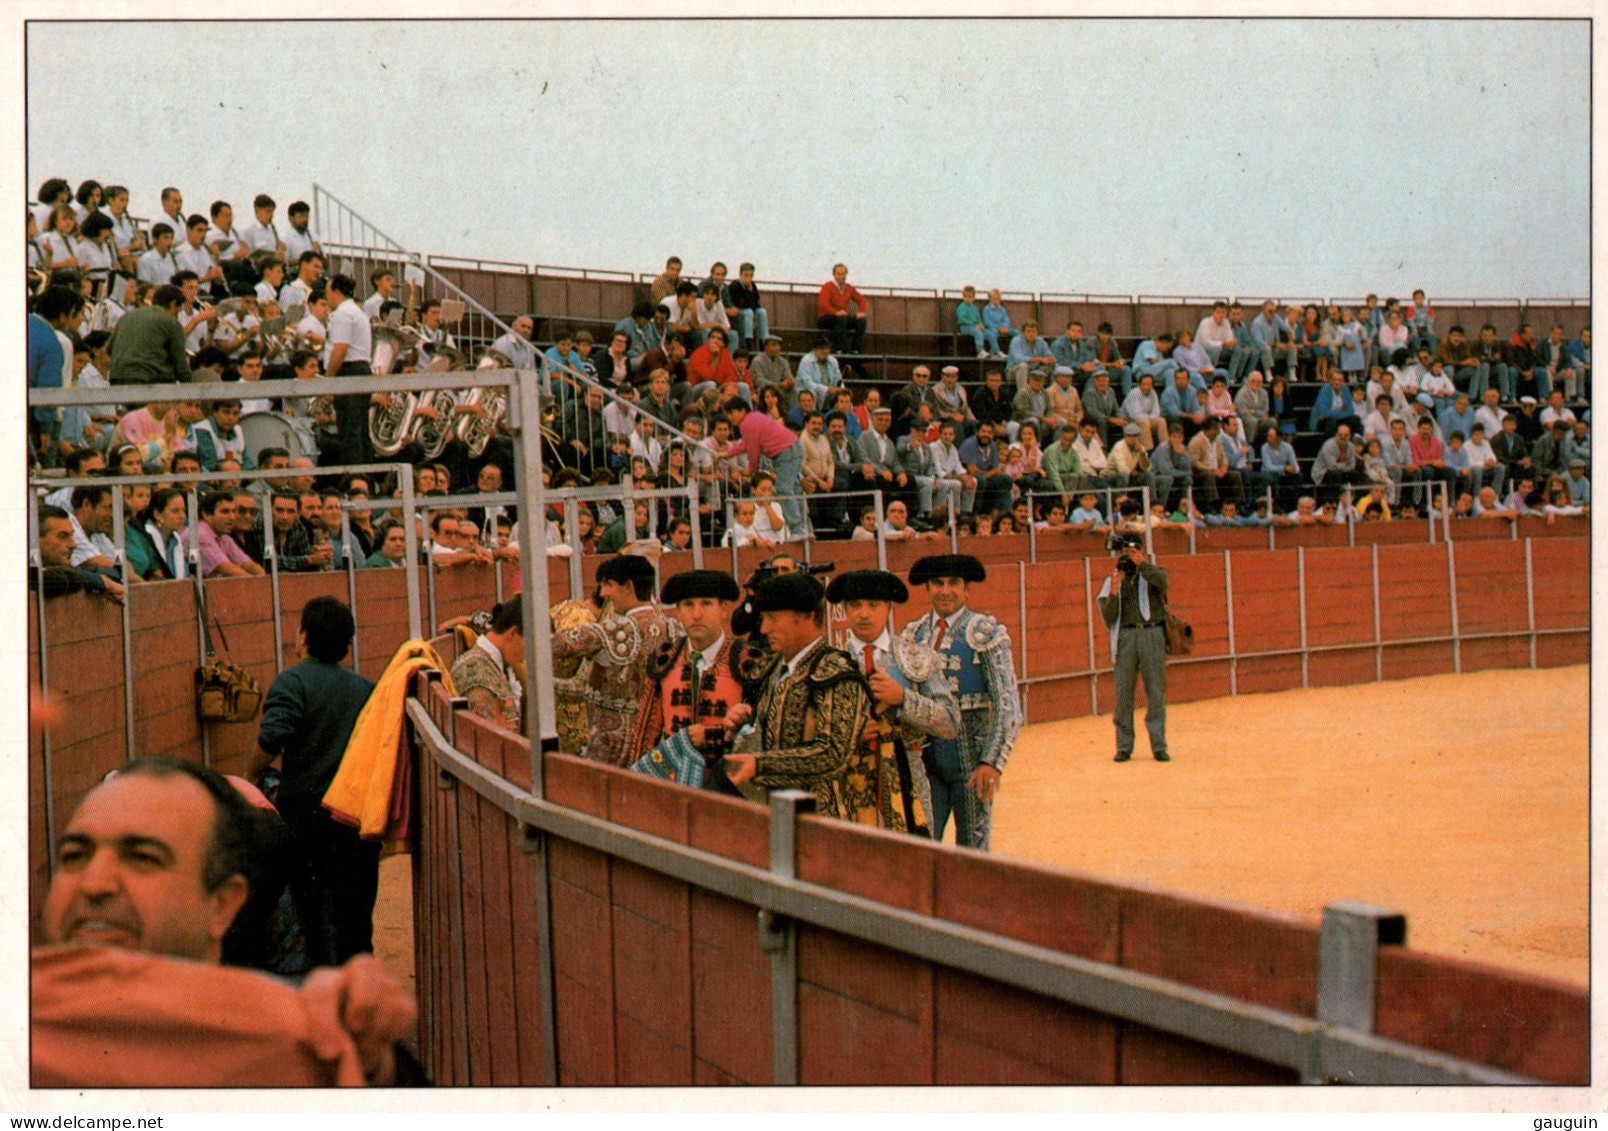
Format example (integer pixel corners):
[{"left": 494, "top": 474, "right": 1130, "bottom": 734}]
[{"left": 373, "top": 664, "right": 1590, "bottom": 1003}]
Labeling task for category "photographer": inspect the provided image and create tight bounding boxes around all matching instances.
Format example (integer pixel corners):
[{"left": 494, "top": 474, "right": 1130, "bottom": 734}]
[
  {"left": 1096, "top": 533, "right": 1170, "bottom": 763},
  {"left": 730, "top": 553, "right": 833, "bottom": 643}
]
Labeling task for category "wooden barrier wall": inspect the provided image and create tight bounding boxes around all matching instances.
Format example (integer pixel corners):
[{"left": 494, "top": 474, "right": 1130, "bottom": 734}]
[
  {"left": 28, "top": 535, "right": 1590, "bottom": 1084},
  {"left": 414, "top": 684, "right": 1590, "bottom": 1086}
]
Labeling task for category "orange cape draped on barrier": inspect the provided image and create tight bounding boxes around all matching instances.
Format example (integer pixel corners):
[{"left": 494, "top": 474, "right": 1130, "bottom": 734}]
[
  {"left": 323, "top": 639, "right": 455, "bottom": 845},
  {"left": 31, "top": 945, "right": 367, "bottom": 1088}
]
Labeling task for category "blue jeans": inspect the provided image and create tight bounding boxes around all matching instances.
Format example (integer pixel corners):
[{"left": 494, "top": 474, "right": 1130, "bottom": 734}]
[
  {"left": 735, "top": 307, "right": 769, "bottom": 351},
  {"left": 1479, "top": 362, "right": 1511, "bottom": 401},
  {"left": 771, "top": 439, "right": 805, "bottom": 534}
]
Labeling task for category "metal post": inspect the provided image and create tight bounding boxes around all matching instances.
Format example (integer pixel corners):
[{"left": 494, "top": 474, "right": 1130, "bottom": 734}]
[
  {"left": 1524, "top": 538, "right": 1537, "bottom": 669},
  {"left": 623, "top": 479, "right": 636, "bottom": 543},
  {"left": 725, "top": 498, "right": 739, "bottom": 577},
  {"left": 1140, "top": 484, "right": 1154, "bottom": 560},
  {"left": 1297, "top": 546, "right": 1309, "bottom": 689},
  {"left": 1446, "top": 539, "right": 1461, "bottom": 674},
  {"left": 30, "top": 497, "right": 58, "bottom": 873},
  {"left": 1440, "top": 480, "right": 1452, "bottom": 544},
  {"left": 764, "top": 791, "right": 815, "bottom": 1086},
  {"left": 948, "top": 501, "right": 959, "bottom": 553},
  {"left": 110, "top": 488, "right": 137, "bottom": 762},
  {"left": 512, "top": 368, "right": 561, "bottom": 1086},
  {"left": 1315, "top": 902, "right": 1407, "bottom": 1037},
  {"left": 401, "top": 465, "right": 423, "bottom": 640},
  {"left": 1186, "top": 491, "right": 1197, "bottom": 555},
  {"left": 188, "top": 490, "right": 211, "bottom": 768},
  {"left": 342, "top": 509, "right": 361, "bottom": 672},
  {"left": 1016, "top": 560, "right": 1030, "bottom": 719},
  {"left": 873, "top": 490, "right": 887, "bottom": 571},
  {"left": 1345, "top": 495, "right": 1356, "bottom": 548},
  {"left": 687, "top": 480, "right": 704, "bottom": 568},
  {"left": 1027, "top": 490, "right": 1038, "bottom": 563},
  {"left": 423, "top": 504, "right": 439, "bottom": 640},
  {"left": 1223, "top": 550, "right": 1237, "bottom": 697},
  {"left": 263, "top": 499, "right": 284, "bottom": 674},
  {"left": 564, "top": 499, "right": 584, "bottom": 601},
  {"left": 1083, "top": 556, "right": 1099, "bottom": 715},
  {"left": 1266, "top": 486, "right": 1276, "bottom": 550},
  {"left": 1426, "top": 478, "right": 1437, "bottom": 545},
  {"left": 513, "top": 369, "right": 559, "bottom": 777},
  {"left": 1371, "top": 542, "right": 1383, "bottom": 683}
]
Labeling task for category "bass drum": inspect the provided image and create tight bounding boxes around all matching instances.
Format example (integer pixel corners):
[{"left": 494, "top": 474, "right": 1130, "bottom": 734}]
[{"left": 239, "top": 411, "right": 320, "bottom": 463}]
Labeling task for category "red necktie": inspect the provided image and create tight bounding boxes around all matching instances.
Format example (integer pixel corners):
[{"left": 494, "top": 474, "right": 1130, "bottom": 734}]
[
  {"left": 932, "top": 621, "right": 946, "bottom": 650},
  {"left": 863, "top": 644, "right": 876, "bottom": 675}
]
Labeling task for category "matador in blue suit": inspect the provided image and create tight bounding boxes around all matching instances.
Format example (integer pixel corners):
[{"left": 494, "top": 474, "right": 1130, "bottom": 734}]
[{"left": 900, "top": 554, "right": 1023, "bottom": 851}]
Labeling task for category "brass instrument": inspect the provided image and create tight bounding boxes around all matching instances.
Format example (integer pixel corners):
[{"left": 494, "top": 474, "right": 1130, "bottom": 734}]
[
  {"left": 367, "top": 326, "right": 422, "bottom": 457},
  {"left": 408, "top": 387, "right": 461, "bottom": 459},
  {"left": 452, "top": 386, "right": 508, "bottom": 458},
  {"left": 476, "top": 347, "right": 513, "bottom": 370}
]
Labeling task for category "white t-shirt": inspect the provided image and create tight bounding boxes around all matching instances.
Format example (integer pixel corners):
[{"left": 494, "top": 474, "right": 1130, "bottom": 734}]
[
  {"left": 753, "top": 499, "right": 789, "bottom": 542},
  {"left": 283, "top": 225, "right": 318, "bottom": 263},
  {"left": 254, "top": 280, "right": 279, "bottom": 304},
  {"left": 174, "top": 240, "right": 216, "bottom": 279},
  {"left": 137, "top": 248, "right": 178, "bottom": 285},
  {"left": 76, "top": 237, "right": 116, "bottom": 279},
  {"left": 107, "top": 211, "right": 140, "bottom": 251},
  {"left": 1541, "top": 405, "right": 1577, "bottom": 428},
  {"left": 38, "top": 230, "right": 75, "bottom": 265},
  {"left": 327, "top": 298, "right": 373, "bottom": 364},
  {"left": 208, "top": 226, "right": 243, "bottom": 262},
  {"left": 240, "top": 220, "right": 280, "bottom": 254},
  {"left": 362, "top": 292, "right": 387, "bottom": 321},
  {"left": 181, "top": 303, "right": 212, "bottom": 352},
  {"left": 297, "top": 313, "right": 328, "bottom": 351},
  {"left": 279, "top": 278, "right": 313, "bottom": 312}
]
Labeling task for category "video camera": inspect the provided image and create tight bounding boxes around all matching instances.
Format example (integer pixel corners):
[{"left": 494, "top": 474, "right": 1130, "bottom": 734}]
[{"left": 744, "top": 558, "right": 835, "bottom": 591}]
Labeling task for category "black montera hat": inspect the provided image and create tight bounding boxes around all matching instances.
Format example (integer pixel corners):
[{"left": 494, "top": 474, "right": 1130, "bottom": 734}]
[
  {"left": 596, "top": 554, "right": 657, "bottom": 586},
  {"left": 660, "top": 569, "right": 741, "bottom": 605},
  {"left": 750, "top": 572, "right": 825, "bottom": 615},
  {"left": 825, "top": 569, "right": 909, "bottom": 605},
  {"left": 907, "top": 554, "right": 987, "bottom": 586}
]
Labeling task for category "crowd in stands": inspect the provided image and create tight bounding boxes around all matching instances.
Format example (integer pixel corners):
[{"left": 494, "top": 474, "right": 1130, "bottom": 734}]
[{"left": 27, "top": 179, "right": 1593, "bottom": 598}]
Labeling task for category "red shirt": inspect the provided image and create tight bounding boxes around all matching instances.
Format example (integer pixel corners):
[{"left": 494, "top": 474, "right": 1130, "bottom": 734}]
[
  {"left": 687, "top": 343, "right": 741, "bottom": 387},
  {"left": 818, "top": 279, "right": 869, "bottom": 319}
]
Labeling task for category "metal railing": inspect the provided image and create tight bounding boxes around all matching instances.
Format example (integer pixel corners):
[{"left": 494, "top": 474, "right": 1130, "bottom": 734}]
[{"left": 30, "top": 367, "right": 564, "bottom": 789}]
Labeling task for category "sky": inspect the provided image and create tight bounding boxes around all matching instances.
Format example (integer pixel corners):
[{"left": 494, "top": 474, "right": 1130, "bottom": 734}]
[{"left": 21, "top": 17, "right": 1591, "bottom": 302}]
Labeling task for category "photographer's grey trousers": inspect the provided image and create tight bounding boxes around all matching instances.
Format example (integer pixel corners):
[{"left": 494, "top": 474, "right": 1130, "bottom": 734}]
[{"left": 1114, "top": 623, "right": 1167, "bottom": 758}]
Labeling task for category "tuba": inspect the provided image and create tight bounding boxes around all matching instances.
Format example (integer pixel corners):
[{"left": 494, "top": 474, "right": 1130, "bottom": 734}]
[
  {"left": 408, "top": 388, "right": 461, "bottom": 459},
  {"left": 476, "top": 347, "right": 513, "bottom": 370},
  {"left": 452, "top": 386, "right": 508, "bottom": 458},
  {"left": 367, "top": 326, "right": 420, "bottom": 456}
]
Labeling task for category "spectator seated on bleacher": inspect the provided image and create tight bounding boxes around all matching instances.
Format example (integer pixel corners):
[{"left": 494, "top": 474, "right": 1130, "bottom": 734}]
[
  {"left": 686, "top": 328, "right": 749, "bottom": 405},
  {"left": 817, "top": 263, "right": 868, "bottom": 355},
  {"left": 1172, "top": 328, "right": 1227, "bottom": 389},
  {"left": 725, "top": 262, "right": 769, "bottom": 352},
  {"left": 795, "top": 338, "right": 841, "bottom": 405},
  {"left": 1506, "top": 323, "right": 1548, "bottom": 401},
  {"left": 955, "top": 286, "right": 984, "bottom": 357},
  {"left": 649, "top": 256, "right": 682, "bottom": 306},
  {"left": 750, "top": 335, "right": 796, "bottom": 414},
  {"left": 1566, "top": 328, "right": 1590, "bottom": 398},
  {"left": 1089, "top": 321, "right": 1131, "bottom": 393},
  {"left": 980, "top": 289, "right": 1015, "bottom": 359},
  {"left": 1006, "top": 320, "right": 1056, "bottom": 390},
  {"left": 1160, "top": 368, "right": 1207, "bottom": 437},
  {"left": 1122, "top": 373, "right": 1169, "bottom": 451}
]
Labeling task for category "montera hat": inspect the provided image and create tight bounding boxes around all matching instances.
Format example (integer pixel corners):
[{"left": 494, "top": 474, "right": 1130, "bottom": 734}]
[
  {"left": 750, "top": 572, "right": 826, "bottom": 615},
  {"left": 908, "top": 554, "right": 987, "bottom": 586},
  {"left": 660, "top": 569, "right": 741, "bottom": 605},
  {"left": 825, "top": 569, "right": 909, "bottom": 605},
  {"left": 596, "top": 553, "right": 658, "bottom": 587}
]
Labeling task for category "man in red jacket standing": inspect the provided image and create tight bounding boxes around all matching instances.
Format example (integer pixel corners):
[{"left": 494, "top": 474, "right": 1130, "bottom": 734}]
[{"left": 818, "top": 262, "right": 869, "bottom": 355}]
